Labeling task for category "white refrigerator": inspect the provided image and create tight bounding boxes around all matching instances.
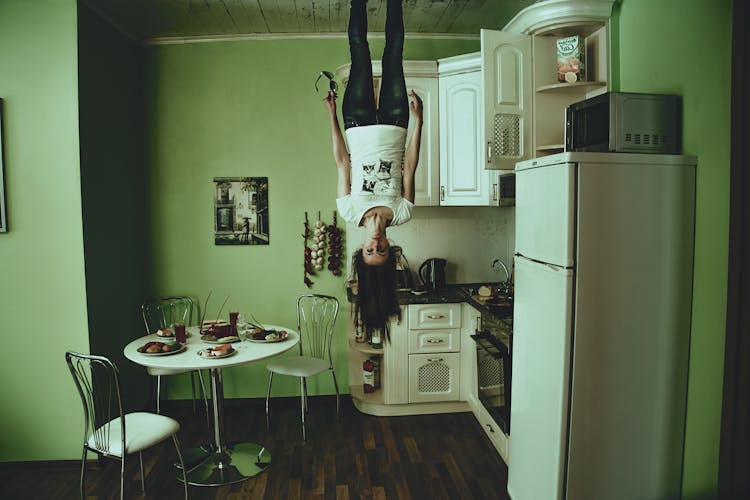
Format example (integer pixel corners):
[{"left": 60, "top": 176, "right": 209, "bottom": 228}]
[{"left": 508, "top": 152, "right": 696, "bottom": 500}]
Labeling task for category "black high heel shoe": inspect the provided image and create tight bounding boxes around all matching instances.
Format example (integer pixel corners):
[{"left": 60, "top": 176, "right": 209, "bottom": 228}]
[{"left": 315, "top": 70, "right": 338, "bottom": 97}]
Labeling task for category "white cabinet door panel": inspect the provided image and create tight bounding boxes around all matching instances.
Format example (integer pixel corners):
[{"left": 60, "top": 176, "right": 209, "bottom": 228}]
[
  {"left": 438, "top": 71, "right": 489, "bottom": 206},
  {"left": 406, "top": 76, "right": 439, "bottom": 206},
  {"left": 408, "top": 303, "right": 461, "bottom": 329},
  {"left": 408, "top": 352, "right": 461, "bottom": 403},
  {"left": 481, "top": 29, "right": 532, "bottom": 170}
]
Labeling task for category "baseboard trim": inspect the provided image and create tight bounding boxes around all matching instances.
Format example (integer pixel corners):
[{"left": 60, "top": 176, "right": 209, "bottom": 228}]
[{"left": 156, "top": 393, "right": 350, "bottom": 410}]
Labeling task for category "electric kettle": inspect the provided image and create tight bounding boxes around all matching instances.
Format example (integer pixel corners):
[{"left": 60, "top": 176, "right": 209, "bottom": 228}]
[{"left": 418, "top": 258, "right": 447, "bottom": 291}]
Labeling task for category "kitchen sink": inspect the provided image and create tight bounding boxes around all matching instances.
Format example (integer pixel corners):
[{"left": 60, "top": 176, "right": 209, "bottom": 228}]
[{"left": 461, "top": 283, "right": 514, "bottom": 319}]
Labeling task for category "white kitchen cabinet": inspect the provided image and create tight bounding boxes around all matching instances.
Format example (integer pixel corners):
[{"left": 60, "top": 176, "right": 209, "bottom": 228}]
[
  {"left": 406, "top": 76, "right": 439, "bottom": 206},
  {"left": 348, "top": 301, "right": 471, "bottom": 414},
  {"left": 383, "top": 306, "right": 409, "bottom": 405},
  {"left": 438, "top": 65, "right": 489, "bottom": 206},
  {"left": 504, "top": 0, "right": 614, "bottom": 157},
  {"left": 481, "top": 29, "right": 533, "bottom": 170},
  {"left": 409, "top": 328, "right": 460, "bottom": 354},
  {"left": 408, "top": 352, "right": 461, "bottom": 403},
  {"left": 408, "top": 302, "right": 461, "bottom": 329},
  {"left": 437, "top": 29, "right": 530, "bottom": 206},
  {"left": 438, "top": 0, "right": 613, "bottom": 204},
  {"left": 407, "top": 303, "right": 462, "bottom": 403},
  {"left": 334, "top": 61, "right": 440, "bottom": 206}
]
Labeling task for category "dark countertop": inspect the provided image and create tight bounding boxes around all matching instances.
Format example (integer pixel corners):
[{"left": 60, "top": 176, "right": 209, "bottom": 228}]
[{"left": 347, "top": 282, "right": 512, "bottom": 322}]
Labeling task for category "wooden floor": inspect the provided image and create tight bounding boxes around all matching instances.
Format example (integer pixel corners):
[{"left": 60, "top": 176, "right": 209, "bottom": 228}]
[{"left": 0, "top": 397, "right": 509, "bottom": 499}]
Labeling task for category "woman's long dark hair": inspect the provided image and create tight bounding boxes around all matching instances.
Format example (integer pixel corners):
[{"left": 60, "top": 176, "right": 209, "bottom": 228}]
[{"left": 352, "top": 246, "right": 402, "bottom": 342}]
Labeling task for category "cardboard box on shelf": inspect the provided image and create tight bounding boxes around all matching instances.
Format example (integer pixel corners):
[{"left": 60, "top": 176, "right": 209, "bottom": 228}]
[{"left": 557, "top": 35, "right": 586, "bottom": 83}]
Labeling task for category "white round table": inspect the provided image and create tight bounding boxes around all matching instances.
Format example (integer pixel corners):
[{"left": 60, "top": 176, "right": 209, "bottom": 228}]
[{"left": 124, "top": 325, "right": 298, "bottom": 486}]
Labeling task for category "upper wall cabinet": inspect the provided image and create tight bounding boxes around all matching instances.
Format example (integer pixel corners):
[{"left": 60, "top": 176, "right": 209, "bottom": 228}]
[
  {"left": 335, "top": 61, "right": 440, "bottom": 206},
  {"left": 438, "top": 59, "right": 488, "bottom": 206},
  {"left": 481, "top": 29, "right": 533, "bottom": 170},
  {"left": 504, "top": 0, "right": 615, "bottom": 157}
]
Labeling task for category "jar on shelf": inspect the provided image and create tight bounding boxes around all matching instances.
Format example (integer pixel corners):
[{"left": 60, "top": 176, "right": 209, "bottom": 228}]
[{"left": 363, "top": 357, "right": 381, "bottom": 393}]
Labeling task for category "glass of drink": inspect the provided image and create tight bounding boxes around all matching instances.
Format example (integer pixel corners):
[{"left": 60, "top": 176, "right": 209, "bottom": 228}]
[
  {"left": 174, "top": 322, "right": 187, "bottom": 343},
  {"left": 229, "top": 311, "right": 239, "bottom": 336}
]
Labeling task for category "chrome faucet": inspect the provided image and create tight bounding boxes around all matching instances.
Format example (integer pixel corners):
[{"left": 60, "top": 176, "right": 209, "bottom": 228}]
[
  {"left": 492, "top": 259, "right": 513, "bottom": 297},
  {"left": 492, "top": 259, "right": 510, "bottom": 282}
]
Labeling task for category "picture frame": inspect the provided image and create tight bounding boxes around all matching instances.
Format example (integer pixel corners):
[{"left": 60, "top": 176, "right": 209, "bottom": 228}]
[
  {"left": 0, "top": 98, "right": 7, "bottom": 233},
  {"left": 213, "top": 177, "right": 269, "bottom": 245}
]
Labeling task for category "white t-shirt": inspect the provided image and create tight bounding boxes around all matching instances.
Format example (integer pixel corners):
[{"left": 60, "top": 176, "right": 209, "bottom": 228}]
[{"left": 336, "top": 125, "right": 414, "bottom": 226}]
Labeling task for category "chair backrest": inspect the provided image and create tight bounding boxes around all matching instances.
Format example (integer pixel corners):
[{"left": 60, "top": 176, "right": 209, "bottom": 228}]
[
  {"left": 141, "top": 296, "right": 194, "bottom": 334},
  {"left": 297, "top": 294, "right": 339, "bottom": 362},
  {"left": 65, "top": 351, "right": 124, "bottom": 455}
]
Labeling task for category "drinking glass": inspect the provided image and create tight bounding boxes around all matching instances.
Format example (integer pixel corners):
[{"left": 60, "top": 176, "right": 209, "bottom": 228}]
[
  {"left": 229, "top": 311, "right": 239, "bottom": 336},
  {"left": 174, "top": 322, "right": 187, "bottom": 343}
]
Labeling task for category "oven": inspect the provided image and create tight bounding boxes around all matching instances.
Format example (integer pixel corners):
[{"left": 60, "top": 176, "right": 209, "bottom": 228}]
[{"left": 471, "top": 312, "right": 512, "bottom": 435}]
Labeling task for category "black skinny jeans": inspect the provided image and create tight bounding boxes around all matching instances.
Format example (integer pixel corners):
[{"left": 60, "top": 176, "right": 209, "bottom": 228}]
[{"left": 343, "top": 0, "right": 408, "bottom": 130}]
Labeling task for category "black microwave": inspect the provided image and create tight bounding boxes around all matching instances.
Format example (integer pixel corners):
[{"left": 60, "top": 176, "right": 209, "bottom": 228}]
[{"left": 565, "top": 92, "right": 681, "bottom": 154}]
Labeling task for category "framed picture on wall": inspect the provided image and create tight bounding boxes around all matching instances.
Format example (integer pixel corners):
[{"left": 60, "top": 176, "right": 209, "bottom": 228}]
[
  {"left": 0, "top": 98, "right": 7, "bottom": 233},
  {"left": 213, "top": 177, "right": 269, "bottom": 245}
]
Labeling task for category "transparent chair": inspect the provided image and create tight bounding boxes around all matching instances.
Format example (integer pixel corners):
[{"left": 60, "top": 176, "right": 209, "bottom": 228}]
[
  {"left": 265, "top": 294, "right": 340, "bottom": 441},
  {"left": 65, "top": 351, "right": 189, "bottom": 500},
  {"left": 141, "top": 296, "right": 208, "bottom": 417}
]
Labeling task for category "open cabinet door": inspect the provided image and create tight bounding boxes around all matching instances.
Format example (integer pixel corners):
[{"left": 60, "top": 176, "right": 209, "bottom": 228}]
[{"left": 481, "top": 29, "right": 532, "bottom": 170}]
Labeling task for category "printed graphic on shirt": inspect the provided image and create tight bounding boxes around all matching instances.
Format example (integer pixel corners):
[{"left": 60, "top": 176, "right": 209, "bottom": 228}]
[{"left": 362, "top": 160, "right": 394, "bottom": 194}]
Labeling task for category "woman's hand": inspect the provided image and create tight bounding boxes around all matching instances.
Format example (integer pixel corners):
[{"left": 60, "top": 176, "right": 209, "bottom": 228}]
[
  {"left": 408, "top": 90, "right": 423, "bottom": 122},
  {"left": 324, "top": 90, "right": 338, "bottom": 115}
]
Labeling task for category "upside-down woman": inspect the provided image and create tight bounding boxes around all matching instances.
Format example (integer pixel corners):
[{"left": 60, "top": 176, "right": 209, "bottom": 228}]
[{"left": 324, "top": 0, "right": 423, "bottom": 341}]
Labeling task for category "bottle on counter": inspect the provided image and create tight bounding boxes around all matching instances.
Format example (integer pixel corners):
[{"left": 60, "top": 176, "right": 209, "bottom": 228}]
[
  {"left": 370, "top": 329, "right": 382, "bottom": 349},
  {"left": 363, "top": 359, "right": 376, "bottom": 393},
  {"left": 355, "top": 321, "right": 365, "bottom": 343},
  {"left": 362, "top": 357, "right": 381, "bottom": 393}
]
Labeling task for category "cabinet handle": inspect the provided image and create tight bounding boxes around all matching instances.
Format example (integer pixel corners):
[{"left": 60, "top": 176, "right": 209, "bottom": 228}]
[
  {"left": 426, "top": 314, "right": 446, "bottom": 319},
  {"left": 487, "top": 141, "right": 493, "bottom": 164},
  {"left": 426, "top": 338, "right": 445, "bottom": 344},
  {"left": 440, "top": 186, "right": 445, "bottom": 201},
  {"left": 427, "top": 358, "right": 444, "bottom": 363},
  {"left": 486, "top": 424, "right": 495, "bottom": 433},
  {"left": 492, "top": 183, "right": 498, "bottom": 201}
]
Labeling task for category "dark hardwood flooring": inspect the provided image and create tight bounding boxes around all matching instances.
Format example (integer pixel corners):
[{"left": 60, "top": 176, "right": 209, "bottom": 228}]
[{"left": 0, "top": 396, "right": 509, "bottom": 499}]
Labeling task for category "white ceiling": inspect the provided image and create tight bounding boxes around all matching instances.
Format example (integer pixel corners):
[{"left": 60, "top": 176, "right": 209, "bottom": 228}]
[{"left": 81, "top": 0, "right": 537, "bottom": 43}]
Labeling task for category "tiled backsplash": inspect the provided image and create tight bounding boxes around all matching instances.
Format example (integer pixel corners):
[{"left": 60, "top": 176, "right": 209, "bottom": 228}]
[{"left": 345, "top": 206, "right": 515, "bottom": 285}]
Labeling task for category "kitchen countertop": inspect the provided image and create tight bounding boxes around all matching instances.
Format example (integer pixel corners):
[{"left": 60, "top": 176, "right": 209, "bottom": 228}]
[{"left": 347, "top": 282, "right": 512, "bottom": 321}]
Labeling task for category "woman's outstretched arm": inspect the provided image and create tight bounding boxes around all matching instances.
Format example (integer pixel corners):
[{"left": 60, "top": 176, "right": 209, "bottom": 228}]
[
  {"left": 403, "top": 90, "right": 423, "bottom": 202},
  {"left": 324, "top": 90, "right": 351, "bottom": 197}
]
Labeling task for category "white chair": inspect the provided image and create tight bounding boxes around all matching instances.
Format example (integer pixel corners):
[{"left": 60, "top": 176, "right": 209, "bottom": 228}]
[
  {"left": 65, "top": 351, "right": 189, "bottom": 500},
  {"left": 141, "top": 296, "right": 209, "bottom": 418},
  {"left": 265, "top": 294, "right": 340, "bottom": 441}
]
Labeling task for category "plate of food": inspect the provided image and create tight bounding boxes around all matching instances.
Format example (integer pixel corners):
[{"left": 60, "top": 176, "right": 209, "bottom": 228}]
[
  {"left": 200, "top": 334, "right": 241, "bottom": 344},
  {"left": 155, "top": 328, "right": 191, "bottom": 338},
  {"left": 137, "top": 341, "right": 186, "bottom": 356},
  {"left": 244, "top": 328, "right": 289, "bottom": 343},
  {"left": 197, "top": 345, "right": 236, "bottom": 359},
  {"left": 200, "top": 319, "right": 229, "bottom": 333}
]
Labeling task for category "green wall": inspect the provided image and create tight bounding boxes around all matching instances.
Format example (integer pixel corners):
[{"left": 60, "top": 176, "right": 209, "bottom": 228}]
[
  {"left": 613, "top": 1, "right": 732, "bottom": 497},
  {"left": 0, "top": 0, "right": 90, "bottom": 460},
  {"left": 144, "top": 37, "right": 479, "bottom": 399}
]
